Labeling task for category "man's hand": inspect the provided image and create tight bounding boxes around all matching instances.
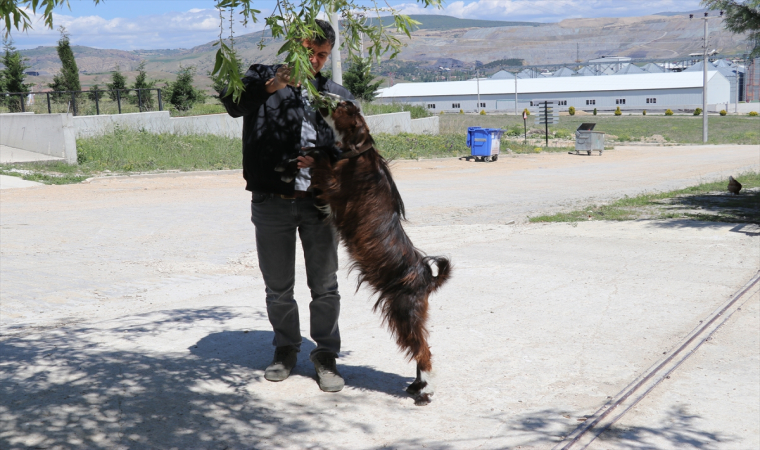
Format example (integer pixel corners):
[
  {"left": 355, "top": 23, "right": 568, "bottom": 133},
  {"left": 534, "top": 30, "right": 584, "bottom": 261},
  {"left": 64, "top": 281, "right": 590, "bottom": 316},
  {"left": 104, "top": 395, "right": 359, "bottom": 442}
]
[
  {"left": 297, "top": 155, "right": 315, "bottom": 169},
  {"left": 265, "top": 66, "right": 300, "bottom": 93}
]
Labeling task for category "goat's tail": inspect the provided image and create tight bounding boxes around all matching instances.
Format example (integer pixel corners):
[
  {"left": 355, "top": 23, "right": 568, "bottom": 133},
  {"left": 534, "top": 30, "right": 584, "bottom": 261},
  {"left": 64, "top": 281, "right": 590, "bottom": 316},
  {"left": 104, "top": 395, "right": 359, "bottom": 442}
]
[{"left": 423, "top": 255, "right": 452, "bottom": 291}]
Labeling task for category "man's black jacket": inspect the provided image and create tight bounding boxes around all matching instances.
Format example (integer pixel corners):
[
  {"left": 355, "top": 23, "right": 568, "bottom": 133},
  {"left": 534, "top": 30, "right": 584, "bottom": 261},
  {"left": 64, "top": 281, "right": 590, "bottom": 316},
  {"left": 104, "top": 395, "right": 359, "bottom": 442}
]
[{"left": 221, "top": 64, "right": 354, "bottom": 195}]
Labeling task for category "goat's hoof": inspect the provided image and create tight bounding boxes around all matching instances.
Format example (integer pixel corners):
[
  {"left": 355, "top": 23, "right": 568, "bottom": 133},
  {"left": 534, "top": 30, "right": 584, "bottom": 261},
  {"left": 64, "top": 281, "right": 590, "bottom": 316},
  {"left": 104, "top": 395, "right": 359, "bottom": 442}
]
[
  {"left": 406, "top": 380, "right": 426, "bottom": 396},
  {"left": 414, "top": 392, "right": 432, "bottom": 406}
]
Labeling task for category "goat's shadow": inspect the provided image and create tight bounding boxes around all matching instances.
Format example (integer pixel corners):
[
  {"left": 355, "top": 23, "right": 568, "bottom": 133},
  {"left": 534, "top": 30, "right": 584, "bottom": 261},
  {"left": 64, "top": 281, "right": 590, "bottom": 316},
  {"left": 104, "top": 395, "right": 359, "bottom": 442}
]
[{"left": 190, "top": 330, "right": 414, "bottom": 399}]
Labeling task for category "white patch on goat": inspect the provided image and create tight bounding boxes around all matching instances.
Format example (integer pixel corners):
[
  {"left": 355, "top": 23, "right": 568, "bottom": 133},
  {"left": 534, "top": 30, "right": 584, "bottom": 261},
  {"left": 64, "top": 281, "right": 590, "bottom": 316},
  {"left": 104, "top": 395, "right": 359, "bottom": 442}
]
[
  {"left": 419, "top": 369, "right": 435, "bottom": 396},
  {"left": 428, "top": 259, "right": 439, "bottom": 277},
  {"left": 322, "top": 114, "right": 345, "bottom": 145}
]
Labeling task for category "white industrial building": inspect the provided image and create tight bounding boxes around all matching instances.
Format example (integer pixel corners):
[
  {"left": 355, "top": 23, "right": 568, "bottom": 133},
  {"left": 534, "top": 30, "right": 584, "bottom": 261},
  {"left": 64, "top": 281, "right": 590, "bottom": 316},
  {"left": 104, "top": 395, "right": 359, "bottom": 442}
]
[{"left": 375, "top": 71, "right": 731, "bottom": 114}]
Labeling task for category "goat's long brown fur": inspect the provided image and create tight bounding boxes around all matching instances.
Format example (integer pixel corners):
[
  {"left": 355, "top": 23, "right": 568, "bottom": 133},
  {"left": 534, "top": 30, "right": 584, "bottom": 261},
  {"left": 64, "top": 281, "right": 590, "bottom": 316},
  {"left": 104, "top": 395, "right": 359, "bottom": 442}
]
[{"left": 310, "top": 100, "right": 451, "bottom": 404}]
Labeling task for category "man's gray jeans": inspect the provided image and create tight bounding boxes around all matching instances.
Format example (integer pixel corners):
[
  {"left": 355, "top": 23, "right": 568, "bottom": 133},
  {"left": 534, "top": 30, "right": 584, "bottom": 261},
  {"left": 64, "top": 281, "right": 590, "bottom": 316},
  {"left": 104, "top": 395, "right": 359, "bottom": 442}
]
[{"left": 251, "top": 192, "right": 340, "bottom": 357}]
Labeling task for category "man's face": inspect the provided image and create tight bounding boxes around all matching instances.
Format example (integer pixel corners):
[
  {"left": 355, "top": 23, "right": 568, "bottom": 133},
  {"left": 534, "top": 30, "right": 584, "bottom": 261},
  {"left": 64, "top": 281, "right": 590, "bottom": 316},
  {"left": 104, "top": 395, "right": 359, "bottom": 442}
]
[{"left": 303, "top": 39, "right": 333, "bottom": 75}]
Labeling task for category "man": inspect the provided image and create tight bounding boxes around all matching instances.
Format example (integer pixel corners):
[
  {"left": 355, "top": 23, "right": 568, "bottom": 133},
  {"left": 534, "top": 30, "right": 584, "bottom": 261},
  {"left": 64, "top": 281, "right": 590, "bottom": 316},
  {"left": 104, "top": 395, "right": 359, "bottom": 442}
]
[{"left": 221, "top": 20, "right": 354, "bottom": 393}]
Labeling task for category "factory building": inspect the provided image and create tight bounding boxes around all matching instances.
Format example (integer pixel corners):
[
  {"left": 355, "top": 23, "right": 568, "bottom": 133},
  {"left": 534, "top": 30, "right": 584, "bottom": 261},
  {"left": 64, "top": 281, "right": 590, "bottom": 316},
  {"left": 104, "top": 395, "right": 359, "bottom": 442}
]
[{"left": 375, "top": 71, "right": 732, "bottom": 114}]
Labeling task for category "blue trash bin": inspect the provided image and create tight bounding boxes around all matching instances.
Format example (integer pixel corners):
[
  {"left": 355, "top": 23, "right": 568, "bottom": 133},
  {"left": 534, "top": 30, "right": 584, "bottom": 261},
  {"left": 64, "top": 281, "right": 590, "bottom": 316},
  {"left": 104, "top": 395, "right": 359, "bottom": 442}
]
[{"left": 467, "top": 127, "right": 504, "bottom": 162}]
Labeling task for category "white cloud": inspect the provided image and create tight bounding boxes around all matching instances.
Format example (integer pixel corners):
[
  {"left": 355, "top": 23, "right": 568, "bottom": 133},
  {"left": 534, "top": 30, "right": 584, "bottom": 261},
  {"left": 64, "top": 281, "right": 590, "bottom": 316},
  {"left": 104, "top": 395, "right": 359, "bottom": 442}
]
[
  {"left": 13, "top": 8, "right": 269, "bottom": 50},
  {"left": 391, "top": 0, "right": 703, "bottom": 23}
]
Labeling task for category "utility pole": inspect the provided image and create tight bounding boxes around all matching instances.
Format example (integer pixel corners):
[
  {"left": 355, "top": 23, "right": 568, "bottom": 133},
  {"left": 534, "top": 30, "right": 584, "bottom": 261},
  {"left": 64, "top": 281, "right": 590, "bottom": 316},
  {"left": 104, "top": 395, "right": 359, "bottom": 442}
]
[
  {"left": 514, "top": 72, "right": 518, "bottom": 116},
  {"left": 329, "top": 3, "right": 342, "bottom": 84},
  {"left": 476, "top": 70, "right": 480, "bottom": 112},
  {"left": 691, "top": 10, "right": 723, "bottom": 143}
]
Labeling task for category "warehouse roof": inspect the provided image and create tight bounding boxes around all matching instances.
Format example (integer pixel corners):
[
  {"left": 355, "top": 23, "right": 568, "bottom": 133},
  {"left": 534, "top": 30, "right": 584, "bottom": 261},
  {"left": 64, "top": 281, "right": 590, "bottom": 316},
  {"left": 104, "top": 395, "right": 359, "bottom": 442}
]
[{"left": 376, "top": 71, "right": 725, "bottom": 99}]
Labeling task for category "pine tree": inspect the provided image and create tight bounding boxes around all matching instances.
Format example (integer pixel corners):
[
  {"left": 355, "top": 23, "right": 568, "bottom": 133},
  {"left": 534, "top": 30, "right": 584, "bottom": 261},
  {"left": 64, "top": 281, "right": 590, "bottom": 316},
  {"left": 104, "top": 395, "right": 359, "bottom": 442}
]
[
  {"left": 2, "top": 37, "right": 32, "bottom": 112},
  {"left": 167, "top": 66, "right": 205, "bottom": 111},
  {"left": 88, "top": 83, "right": 102, "bottom": 102},
  {"left": 49, "top": 27, "right": 81, "bottom": 93},
  {"left": 106, "top": 65, "right": 129, "bottom": 101},
  {"left": 132, "top": 61, "right": 156, "bottom": 110},
  {"left": 342, "top": 57, "right": 382, "bottom": 102}
]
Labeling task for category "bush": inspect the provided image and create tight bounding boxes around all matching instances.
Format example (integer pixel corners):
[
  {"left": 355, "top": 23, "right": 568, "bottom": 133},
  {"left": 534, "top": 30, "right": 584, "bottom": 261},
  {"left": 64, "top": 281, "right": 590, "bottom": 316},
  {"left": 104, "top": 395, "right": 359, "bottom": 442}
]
[
  {"left": 665, "top": 109, "right": 674, "bottom": 116},
  {"left": 479, "top": 109, "right": 486, "bottom": 115},
  {"left": 554, "top": 129, "right": 573, "bottom": 139},
  {"left": 568, "top": 106, "right": 575, "bottom": 116},
  {"left": 693, "top": 108, "right": 702, "bottom": 116},
  {"left": 166, "top": 66, "right": 205, "bottom": 111},
  {"left": 720, "top": 109, "right": 727, "bottom": 116},
  {"left": 614, "top": 106, "right": 622, "bottom": 116},
  {"left": 593, "top": 108, "right": 597, "bottom": 115},
  {"left": 523, "top": 108, "right": 530, "bottom": 116},
  {"left": 750, "top": 111, "right": 758, "bottom": 117},
  {"left": 642, "top": 110, "right": 647, "bottom": 115},
  {"left": 459, "top": 109, "right": 464, "bottom": 114}
]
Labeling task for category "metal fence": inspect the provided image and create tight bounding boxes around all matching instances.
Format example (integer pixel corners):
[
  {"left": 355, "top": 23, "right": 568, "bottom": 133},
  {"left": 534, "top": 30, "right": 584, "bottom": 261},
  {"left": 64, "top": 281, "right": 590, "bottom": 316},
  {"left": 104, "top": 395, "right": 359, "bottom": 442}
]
[{"left": 0, "top": 88, "right": 163, "bottom": 115}]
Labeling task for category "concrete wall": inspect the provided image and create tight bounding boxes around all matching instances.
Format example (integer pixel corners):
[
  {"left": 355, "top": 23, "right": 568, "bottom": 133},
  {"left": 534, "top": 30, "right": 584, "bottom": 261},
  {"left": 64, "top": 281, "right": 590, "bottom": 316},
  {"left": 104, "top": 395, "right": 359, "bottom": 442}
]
[
  {"left": 0, "top": 113, "right": 77, "bottom": 164},
  {"left": 73, "top": 110, "right": 435, "bottom": 138}
]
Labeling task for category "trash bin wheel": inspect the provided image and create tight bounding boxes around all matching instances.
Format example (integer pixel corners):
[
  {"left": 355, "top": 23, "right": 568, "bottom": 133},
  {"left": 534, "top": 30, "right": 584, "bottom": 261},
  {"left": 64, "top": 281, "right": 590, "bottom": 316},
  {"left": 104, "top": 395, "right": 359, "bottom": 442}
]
[
  {"left": 492, "top": 154, "right": 498, "bottom": 162},
  {"left": 587, "top": 151, "right": 592, "bottom": 156},
  {"left": 483, "top": 156, "right": 491, "bottom": 162}
]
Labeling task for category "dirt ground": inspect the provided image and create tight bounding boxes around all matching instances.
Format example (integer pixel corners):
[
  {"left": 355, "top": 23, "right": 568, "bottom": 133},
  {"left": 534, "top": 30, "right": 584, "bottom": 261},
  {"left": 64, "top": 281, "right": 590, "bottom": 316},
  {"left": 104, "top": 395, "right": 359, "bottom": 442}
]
[{"left": 1, "top": 144, "right": 758, "bottom": 449}]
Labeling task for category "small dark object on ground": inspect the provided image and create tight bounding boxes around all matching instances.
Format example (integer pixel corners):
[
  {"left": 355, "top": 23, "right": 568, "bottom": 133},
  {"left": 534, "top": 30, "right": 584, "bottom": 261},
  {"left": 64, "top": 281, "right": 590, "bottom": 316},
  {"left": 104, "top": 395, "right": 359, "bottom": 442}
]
[{"left": 728, "top": 176, "right": 742, "bottom": 195}]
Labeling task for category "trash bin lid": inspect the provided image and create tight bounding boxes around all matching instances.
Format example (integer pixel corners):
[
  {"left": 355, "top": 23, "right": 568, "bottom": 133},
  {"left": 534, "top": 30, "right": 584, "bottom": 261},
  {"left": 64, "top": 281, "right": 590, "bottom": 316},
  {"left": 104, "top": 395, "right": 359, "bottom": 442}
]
[{"left": 577, "top": 123, "right": 596, "bottom": 131}]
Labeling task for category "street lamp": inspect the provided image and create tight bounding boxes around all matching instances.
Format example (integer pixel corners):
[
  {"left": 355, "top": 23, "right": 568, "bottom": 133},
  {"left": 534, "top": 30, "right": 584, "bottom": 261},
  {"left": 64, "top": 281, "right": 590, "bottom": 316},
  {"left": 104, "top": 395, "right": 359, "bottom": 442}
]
[{"left": 691, "top": 10, "right": 723, "bottom": 143}]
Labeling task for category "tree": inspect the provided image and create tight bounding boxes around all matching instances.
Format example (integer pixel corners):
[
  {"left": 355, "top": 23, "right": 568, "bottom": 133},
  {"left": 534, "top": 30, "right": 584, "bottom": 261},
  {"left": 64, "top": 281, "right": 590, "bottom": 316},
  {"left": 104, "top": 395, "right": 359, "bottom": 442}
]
[
  {"left": 702, "top": 0, "right": 760, "bottom": 56},
  {"left": 166, "top": 66, "right": 205, "bottom": 111},
  {"left": 87, "top": 83, "right": 102, "bottom": 102},
  {"left": 1, "top": 37, "right": 32, "bottom": 112},
  {"left": 49, "top": 26, "right": 81, "bottom": 93},
  {"left": 208, "top": 49, "right": 243, "bottom": 98},
  {"left": 132, "top": 61, "right": 156, "bottom": 110},
  {"left": 106, "top": 65, "right": 128, "bottom": 101},
  {"left": 342, "top": 57, "right": 383, "bottom": 102},
  {"left": 1, "top": 0, "right": 441, "bottom": 102}
]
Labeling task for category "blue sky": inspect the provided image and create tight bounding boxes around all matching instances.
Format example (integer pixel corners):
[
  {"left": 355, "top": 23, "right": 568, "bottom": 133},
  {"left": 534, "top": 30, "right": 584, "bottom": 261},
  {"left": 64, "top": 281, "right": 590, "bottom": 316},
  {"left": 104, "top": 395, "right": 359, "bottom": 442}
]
[{"left": 10, "top": 0, "right": 705, "bottom": 50}]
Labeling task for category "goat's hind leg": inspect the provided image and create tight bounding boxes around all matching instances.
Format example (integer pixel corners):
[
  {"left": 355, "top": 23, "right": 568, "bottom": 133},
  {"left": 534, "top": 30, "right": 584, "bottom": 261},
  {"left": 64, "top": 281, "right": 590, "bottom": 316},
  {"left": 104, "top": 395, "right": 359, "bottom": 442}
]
[{"left": 406, "top": 357, "right": 434, "bottom": 406}]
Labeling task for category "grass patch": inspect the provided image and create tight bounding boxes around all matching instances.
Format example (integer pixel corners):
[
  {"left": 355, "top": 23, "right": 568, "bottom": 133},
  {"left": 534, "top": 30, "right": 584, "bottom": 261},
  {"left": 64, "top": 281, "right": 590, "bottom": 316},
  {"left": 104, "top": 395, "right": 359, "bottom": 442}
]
[
  {"left": 530, "top": 172, "right": 760, "bottom": 224},
  {"left": 439, "top": 114, "right": 760, "bottom": 145},
  {"left": 362, "top": 102, "right": 431, "bottom": 119}
]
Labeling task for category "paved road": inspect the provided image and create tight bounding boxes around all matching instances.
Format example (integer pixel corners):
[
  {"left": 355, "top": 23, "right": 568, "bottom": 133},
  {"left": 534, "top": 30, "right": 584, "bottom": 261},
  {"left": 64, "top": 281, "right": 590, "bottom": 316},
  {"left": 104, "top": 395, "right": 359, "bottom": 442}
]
[{"left": 1, "top": 145, "right": 758, "bottom": 449}]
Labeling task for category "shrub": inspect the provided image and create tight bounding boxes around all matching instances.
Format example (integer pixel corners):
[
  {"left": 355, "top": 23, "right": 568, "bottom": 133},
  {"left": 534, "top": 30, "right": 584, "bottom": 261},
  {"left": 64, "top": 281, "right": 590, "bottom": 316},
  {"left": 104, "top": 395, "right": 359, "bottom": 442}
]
[
  {"left": 642, "top": 110, "right": 647, "bottom": 115},
  {"left": 459, "top": 109, "right": 464, "bottom": 114},
  {"left": 523, "top": 108, "right": 530, "bottom": 116},
  {"left": 614, "top": 106, "right": 622, "bottom": 116},
  {"left": 719, "top": 109, "right": 727, "bottom": 116},
  {"left": 665, "top": 109, "right": 674, "bottom": 116},
  {"left": 693, "top": 108, "right": 702, "bottom": 116},
  {"left": 593, "top": 108, "right": 597, "bottom": 115},
  {"left": 534, "top": 147, "right": 542, "bottom": 153},
  {"left": 618, "top": 133, "right": 631, "bottom": 141},
  {"left": 554, "top": 129, "right": 573, "bottom": 139},
  {"left": 479, "top": 109, "right": 486, "bottom": 115},
  {"left": 440, "top": 110, "right": 444, "bottom": 115},
  {"left": 166, "top": 66, "right": 205, "bottom": 111},
  {"left": 750, "top": 111, "right": 759, "bottom": 117},
  {"left": 568, "top": 106, "right": 575, "bottom": 116}
]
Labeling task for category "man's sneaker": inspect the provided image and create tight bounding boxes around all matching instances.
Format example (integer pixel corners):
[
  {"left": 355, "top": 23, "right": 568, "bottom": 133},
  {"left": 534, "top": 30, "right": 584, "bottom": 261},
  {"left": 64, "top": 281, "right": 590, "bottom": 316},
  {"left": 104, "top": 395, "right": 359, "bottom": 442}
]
[
  {"left": 310, "top": 352, "right": 344, "bottom": 392},
  {"left": 264, "top": 346, "right": 298, "bottom": 382}
]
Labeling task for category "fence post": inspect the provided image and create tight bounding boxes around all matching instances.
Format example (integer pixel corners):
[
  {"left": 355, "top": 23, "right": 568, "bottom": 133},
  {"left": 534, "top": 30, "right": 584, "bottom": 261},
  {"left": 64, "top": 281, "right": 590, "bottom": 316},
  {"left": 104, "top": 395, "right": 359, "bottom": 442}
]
[
  {"left": 95, "top": 90, "right": 100, "bottom": 115},
  {"left": 137, "top": 88, "right": 143, "bottom": 112},
  {"left": 117, "top": 90, "right": 122, "bottom": 114},
  {"left": 157, "top": 88, "right": 163, "bottom": 111},
  {"left": 47, "top": 92, "right": 51, "bottom": 114},
  {"left": 20, "top": 94, "right": 25, "bottom": 113}
]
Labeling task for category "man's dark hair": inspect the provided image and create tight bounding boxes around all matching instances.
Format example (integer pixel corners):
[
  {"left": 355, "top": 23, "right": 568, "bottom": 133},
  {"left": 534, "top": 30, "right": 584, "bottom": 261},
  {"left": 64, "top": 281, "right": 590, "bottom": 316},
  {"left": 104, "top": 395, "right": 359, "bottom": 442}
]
[{"left": 313, "top": 19, "right": 335, "bottom": 48}]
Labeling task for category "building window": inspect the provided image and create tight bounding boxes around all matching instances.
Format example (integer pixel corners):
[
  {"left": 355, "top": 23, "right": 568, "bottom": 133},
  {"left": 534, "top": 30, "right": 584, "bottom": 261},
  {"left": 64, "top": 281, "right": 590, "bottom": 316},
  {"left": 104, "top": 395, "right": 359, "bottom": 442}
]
[
  {"left": 427, "top": 104, "right": 436, "bottom": 109},
  {"left": 452, "top": 103, "right": 460, "bottom": 108},
  {"left": 646, "top": 98, "right": 657, "bottom": 104},
  {"left": 616, "top": 99, "right": 626, "bottom": 105},
  {"left": 557, "top": 100, "right": 567, "bottom": 106},
  {"left": 586, "top": 99, "right": 596, "bottom": 105},
  {"left": 479, "top": 102, "right": 486, "bottom": 108},
  {"left": 530, "top": 101, "right": 534, "bottom": 106}
]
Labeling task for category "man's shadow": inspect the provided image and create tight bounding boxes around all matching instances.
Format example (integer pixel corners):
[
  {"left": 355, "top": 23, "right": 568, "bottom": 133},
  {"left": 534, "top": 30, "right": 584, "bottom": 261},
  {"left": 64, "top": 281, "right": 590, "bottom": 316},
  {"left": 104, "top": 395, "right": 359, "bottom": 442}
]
[{"left": 190, "top": 330, "right": 413, "bottom": 399}]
